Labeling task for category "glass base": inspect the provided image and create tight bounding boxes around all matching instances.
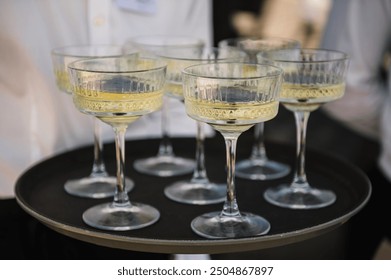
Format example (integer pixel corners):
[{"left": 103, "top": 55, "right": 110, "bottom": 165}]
[
  {"left": 191, "top": 211, "right": 271, "bottom": 239},
  {"left": 64, "top": 176, "right": 134, "bottom": 199},
  {"left": 264, "top": 184, "right": 336, "bottom": 209},
  {"left": 82, "top": 201, "right": 160, "bottom": 231},
  {"left": 134, "top": 155, "right": 195, "bottom": 177},
  {"left": 164, "top": 181, "right": 226, "bottom": 205},
  {"left": 235, "top": 158, "right": 290, "bottom": 180}
]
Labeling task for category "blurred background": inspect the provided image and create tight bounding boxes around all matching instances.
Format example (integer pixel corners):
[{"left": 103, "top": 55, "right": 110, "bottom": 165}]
[{"left": 213, "top": 0, "right": 330, "bottom": 48}]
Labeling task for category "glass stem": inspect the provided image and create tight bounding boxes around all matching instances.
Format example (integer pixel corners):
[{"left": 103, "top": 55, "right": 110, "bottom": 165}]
[
  {"left": 221, "top": 134, "right": 240, "bottom": 217},
  {"left": 113, "top": 125, "right": 130, "bottom": 206},
  {"left": 250, "top": 122, "right": 268, "bottom": 161},
  {"left": 292, "top": 111, "right": 310, "bottom": 188},
  {"left": 247, "top": 53, "right": 269, "bottom": 163},
  {"left": 190, "top": 121, "right": 209, "bottom": 184},
  {"left": 158, "top": 96, "right": 174, "bottom": 157},
  {"left": 91, "top": 118, "right": 108, "bottom": 177}
]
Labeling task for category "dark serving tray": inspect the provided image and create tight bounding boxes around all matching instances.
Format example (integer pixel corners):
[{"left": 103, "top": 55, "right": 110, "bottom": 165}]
[{"left": 15, "top": 137, "right": 371, "bottom": 254}]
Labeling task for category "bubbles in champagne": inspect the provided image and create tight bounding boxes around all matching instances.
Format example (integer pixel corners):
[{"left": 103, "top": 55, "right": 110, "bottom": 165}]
[
  {"left": 185, "top": 98, "right": 278, "bottom": 133},
  {"left": 73, "top": 88, "right": 162, "bottom": 123},
  {"left": 280, "top": 83, "right": 345, "bottom": 112}
]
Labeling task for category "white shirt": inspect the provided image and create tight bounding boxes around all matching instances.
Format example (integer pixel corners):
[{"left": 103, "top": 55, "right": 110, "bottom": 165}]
[
  {"left": 0, "top": 0, "right": 212, "bottom": 198},
  {"left": 321, "top": 0, "right": 391, "bottom": 179}
]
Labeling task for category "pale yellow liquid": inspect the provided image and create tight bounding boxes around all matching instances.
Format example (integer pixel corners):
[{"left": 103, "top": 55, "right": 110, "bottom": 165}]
[
  {"left": 54, "top": 70, "right": 72, "bottom": 94},
  {"left": 73, "top": 87, "right": 163, "bottom": 126},
  {"left": 165, "top": 81, "right": 183, "bottom": 100},
  {"left": 185, "top": 98, "right": 279, "bottom": 134},
  {"left": 164, "top": 58, "right": 190, "bottom": 100},
  {"left": 280, "top": 83, "right": 345, "bottom": 112}
]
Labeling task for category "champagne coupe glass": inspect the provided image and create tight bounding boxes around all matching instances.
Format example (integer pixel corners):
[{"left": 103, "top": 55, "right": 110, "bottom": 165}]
[
  {"left": 261, "top": 49, "right": 349, "bottom": 209},
  {"left": 68, "top": 56, "right": 166, "bottom": 230},
  {"left": 51, "top": 45, "right": 134, "bottom": 198},
  {"left": 123, "top": 36, "right": 204, "bottom": 177},
  {"left": 219, "top": 37, "right": 299, "bottom": 180},
  {"left": 161, "top": 47, "right": 246, "bottom": 205},
  {"left": 182, "top": 62, "right": 283, "bottom": 238}
]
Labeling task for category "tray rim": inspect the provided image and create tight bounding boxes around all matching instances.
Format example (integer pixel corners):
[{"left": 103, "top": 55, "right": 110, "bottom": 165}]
[{"left": 16, "top": 194, "right": 368, "bottom": 254}]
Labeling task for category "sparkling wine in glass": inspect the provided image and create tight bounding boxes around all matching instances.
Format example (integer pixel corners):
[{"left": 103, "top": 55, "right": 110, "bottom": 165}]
[
  {"left": 68, "top": 56, "right": 166, "bottom": 230},
  {"left": 123, "top": 36, "right": 204, "bottom": 177},
  {"left": 182, "top": 62, "right": 283, "bottom": 238},
  {"left": 51, "top": 45, "right": 134, "bottom": 198},
  {"left": 159, "top": 47, "right": 246, "bottom": 205},
  {"left": 260, "top": 49, "right": 349, "bottom": 209},
  {"left": 218, "top": 37, "right": 299, "bottom": 181}
]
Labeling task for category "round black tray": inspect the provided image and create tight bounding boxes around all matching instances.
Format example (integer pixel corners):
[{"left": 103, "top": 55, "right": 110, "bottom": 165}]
[{"left": 15, "top": 137, "right": 371, "bottom": 254}]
